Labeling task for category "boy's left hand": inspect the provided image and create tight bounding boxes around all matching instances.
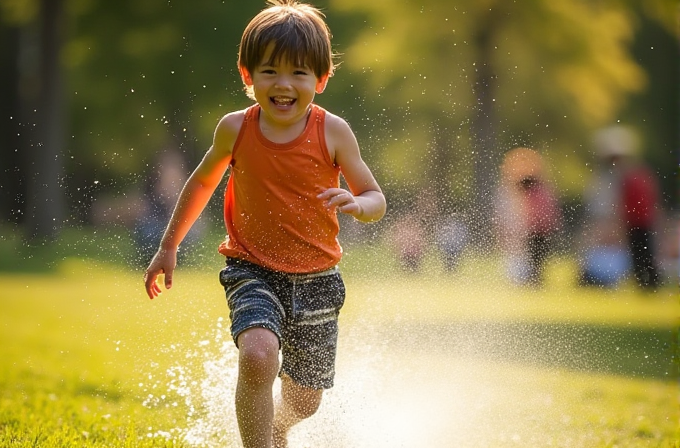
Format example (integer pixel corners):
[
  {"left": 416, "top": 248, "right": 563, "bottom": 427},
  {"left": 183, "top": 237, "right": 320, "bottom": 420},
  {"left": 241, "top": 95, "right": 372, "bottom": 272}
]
[{"left": 318, "top": 188, "right": 362, "bottom": 218}]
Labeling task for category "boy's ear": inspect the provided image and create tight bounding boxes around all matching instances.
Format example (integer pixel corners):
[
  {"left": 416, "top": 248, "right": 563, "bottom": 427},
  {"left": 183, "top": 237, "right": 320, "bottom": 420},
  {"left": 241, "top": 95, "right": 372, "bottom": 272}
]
[
  {"left": 315, "top": 74, "right": 329, "bottom": 94},
  {"left": 239, "top": 67, "right": 253, "bottom": 86}
]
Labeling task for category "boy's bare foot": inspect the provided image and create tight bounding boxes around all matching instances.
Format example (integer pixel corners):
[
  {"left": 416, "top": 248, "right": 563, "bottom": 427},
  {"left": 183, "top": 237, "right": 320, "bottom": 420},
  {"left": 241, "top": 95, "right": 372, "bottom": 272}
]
[{"left": 272, "top": 426, "right": 288, "bottom": 448}]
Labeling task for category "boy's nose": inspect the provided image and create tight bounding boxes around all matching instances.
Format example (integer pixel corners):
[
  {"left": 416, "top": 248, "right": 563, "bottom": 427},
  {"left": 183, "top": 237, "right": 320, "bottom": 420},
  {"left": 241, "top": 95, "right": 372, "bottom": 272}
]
[{"left": 274, "top": 75, "right": 293, "bottom": 89}]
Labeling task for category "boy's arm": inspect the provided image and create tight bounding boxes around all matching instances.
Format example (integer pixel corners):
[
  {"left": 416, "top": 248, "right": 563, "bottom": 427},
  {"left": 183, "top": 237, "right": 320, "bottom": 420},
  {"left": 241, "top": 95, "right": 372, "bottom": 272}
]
[
  {"left": 143, "top": 112, "right": 242, "bottom": 299},
  {"left": 318, "top": 113, "right": 386, "bottom": 223}
]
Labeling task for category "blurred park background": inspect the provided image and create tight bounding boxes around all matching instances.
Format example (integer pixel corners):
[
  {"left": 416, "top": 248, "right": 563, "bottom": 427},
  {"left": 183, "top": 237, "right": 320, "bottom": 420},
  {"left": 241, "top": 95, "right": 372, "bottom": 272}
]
[
  {"left": 1, "top": 2, "right": 679, "bottom": 446},
  {"left": 0, "top": 0, "right": 678, "bottom": 281}
]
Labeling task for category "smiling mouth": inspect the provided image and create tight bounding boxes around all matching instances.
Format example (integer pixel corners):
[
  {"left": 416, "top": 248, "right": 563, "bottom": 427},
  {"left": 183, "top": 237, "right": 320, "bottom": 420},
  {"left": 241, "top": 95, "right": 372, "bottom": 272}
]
[{"left": 271, "top": 96, "right": 296, "bottom": 106}]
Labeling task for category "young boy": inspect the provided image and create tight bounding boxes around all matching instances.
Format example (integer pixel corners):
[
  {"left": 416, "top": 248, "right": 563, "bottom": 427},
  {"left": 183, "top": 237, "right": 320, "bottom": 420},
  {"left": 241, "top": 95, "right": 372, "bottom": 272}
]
[{"left": 143, "top": 1, "right": 386, "bottom": 447}]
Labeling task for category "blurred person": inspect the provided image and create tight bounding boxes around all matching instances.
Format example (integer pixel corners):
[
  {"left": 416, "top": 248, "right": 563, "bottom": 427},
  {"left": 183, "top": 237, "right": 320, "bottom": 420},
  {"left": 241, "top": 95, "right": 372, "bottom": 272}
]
[
  {"left": 435, "top": 213, "right": 468, "bottom": 272},
  {"left": 518, "top": 173, "right": 562, "bottom": 286},
  {"left": 584, "top": 126, "right": 662, "bottom": 290},
  {"left": 142, "top": 2, "right": 386, "bottom": 448},
  {"left": 578, "top": 128, "right": 629, "bottom": 288},
  {"left": 388, "top": 189, "right": 440, "bottom": 273},
  {"left": 133, "top": 148, "right": 204, "bottom": 266},
  {"left": 390, "top": 213, "right": 426, "bottom": 272},
  {"left": 496, "top": 148, "right": 562, "bottom": 286},
  {"left": 89, "top": 147, "right": 204, "bottom": 266},
  {"left": 577, "top": 219, "right": 631, "bottom": 288},
  {"left": 620, "top": 156, "right": 662, "bottom": 289}
]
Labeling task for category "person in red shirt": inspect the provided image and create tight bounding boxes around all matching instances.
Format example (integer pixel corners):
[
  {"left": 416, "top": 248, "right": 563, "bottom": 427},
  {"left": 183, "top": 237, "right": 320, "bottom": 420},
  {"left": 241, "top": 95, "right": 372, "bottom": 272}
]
[
  {"left": 518, "top": 174, "right": 562, "bottom": 285},
  {"left": 620, "top": 162, "right": 662, "bottom": 289},
  {"left": 590, "top": 125, "right": 662, "bottom": 290},
  {"left": 143, "top": 1, "right": 386, "bottom": 447},
  {"left": 496, "top": 147, "right": 562, "bottom": 287}
]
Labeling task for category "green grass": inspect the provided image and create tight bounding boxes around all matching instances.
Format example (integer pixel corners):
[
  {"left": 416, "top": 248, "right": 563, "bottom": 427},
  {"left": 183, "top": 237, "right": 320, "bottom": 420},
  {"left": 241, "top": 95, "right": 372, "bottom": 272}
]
[
  {"left": 0, "top": 230, "right": 678, "bottom": 447},
  {"left": 1, "top": 263, "right": 198, "bottom": 447}
]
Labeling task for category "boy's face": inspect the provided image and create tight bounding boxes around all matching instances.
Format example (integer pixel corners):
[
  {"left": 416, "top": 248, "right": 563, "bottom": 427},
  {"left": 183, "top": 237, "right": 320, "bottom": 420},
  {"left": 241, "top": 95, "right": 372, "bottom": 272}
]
[{"left": 240, "top": 44, "right": 329, "bottom": 127}]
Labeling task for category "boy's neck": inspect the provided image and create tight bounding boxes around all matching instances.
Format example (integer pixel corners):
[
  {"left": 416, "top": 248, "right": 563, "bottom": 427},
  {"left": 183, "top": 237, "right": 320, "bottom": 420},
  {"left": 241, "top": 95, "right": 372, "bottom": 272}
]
[{"left": 257, "top": 104, "right": 313, "bottom": 144}]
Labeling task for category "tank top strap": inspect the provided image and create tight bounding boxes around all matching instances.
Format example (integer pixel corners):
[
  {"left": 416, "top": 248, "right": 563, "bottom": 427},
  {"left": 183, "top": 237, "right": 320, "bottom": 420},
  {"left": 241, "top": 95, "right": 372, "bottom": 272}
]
[
  {"left": 310, "top": 105, "right": 331, "bottom": 166},
  {"left": 245, "top": 104, "right": 259, "bottom": 122}
]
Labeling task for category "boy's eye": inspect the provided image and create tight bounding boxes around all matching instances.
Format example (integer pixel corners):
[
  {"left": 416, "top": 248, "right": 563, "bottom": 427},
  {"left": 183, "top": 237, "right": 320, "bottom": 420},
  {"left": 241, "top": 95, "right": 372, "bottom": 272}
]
[
  {"left": 261, "top": 69, "right": 276, "bottom": 74},
  {"left": 294, "top": 70, "right": 309, "bottom": 76}
]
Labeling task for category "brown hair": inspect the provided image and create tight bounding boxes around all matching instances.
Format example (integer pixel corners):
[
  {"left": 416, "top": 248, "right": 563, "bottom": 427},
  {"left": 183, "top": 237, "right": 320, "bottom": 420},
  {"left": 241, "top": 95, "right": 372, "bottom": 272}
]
[{"left": 238, "top": 0, "right": 336, "bottom": 92}]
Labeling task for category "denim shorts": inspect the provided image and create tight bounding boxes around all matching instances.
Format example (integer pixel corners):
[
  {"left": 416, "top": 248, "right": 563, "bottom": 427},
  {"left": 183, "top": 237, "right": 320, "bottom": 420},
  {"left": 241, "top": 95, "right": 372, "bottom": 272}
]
[{"left": 219, "top": 258, "right": 346, "bottom": 389}]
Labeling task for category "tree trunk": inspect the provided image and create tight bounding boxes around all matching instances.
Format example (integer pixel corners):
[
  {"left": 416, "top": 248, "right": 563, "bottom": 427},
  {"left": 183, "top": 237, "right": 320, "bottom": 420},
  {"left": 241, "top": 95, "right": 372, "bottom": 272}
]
[
  {"left": 427, "top": 112, "right": 455, "bottom": 213},
  {"left": 24, "top": 0, "right": 66, "bottom": 241},
  {"left": 0, "top": 26, "right": 23, "bottom": 224},
  {"left": 468, "top": 8, "right": 503, "bottom": 251}
]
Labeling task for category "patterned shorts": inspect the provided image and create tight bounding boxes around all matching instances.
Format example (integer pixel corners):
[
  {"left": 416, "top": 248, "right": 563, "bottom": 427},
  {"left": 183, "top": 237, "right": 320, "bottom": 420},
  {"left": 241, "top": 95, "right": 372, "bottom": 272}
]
[{"left": 219, "top": 258, "right": 346, "bottom": 389}]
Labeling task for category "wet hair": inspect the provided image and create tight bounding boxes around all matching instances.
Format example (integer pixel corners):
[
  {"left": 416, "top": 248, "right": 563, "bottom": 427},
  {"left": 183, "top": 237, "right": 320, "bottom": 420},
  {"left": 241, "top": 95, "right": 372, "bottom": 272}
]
[{"left": 238, "top": 0, "right": 337, "bottom": 97}]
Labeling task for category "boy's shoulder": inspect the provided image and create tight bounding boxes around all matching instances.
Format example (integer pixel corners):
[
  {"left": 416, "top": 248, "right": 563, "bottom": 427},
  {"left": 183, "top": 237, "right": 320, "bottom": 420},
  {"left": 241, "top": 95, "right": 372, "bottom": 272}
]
[
  {"left": 217, "top": 108, "right": 249, "bottom": 134},
  {"left": 322, "top": 109, "right": 354, "bottom": 138},
  {"left": 212, "top": 107, "right": 250, "bottom": 153},
  {"left": 320, "top": 108, "right": 359, "bottom": 162}
]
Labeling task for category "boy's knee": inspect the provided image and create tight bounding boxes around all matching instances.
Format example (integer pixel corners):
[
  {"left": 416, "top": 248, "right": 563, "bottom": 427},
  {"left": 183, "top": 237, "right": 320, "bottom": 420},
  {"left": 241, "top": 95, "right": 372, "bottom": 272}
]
[{"left": 237, "top": 328, "right": 280, "bottom": 383}]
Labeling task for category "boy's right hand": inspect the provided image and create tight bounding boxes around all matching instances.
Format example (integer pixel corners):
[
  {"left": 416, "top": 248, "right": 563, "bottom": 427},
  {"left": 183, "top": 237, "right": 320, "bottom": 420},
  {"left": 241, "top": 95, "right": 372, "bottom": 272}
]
[{"left": 143, "top": 248, "right": 177, "bottom": 299}]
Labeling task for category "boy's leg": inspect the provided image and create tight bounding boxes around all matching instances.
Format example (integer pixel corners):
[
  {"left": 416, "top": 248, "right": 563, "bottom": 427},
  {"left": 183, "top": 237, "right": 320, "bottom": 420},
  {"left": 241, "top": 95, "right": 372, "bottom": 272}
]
[
  {"left": 273, "top": 374, "right": 323, "bottom": 448},
  {"left": 220, "top": 259, "right": 288, "bottom": 448},
  {"left": 273, "top": 268, "right": 344, "bottom": 447},
  {"left": 235, "top": 327, "right": 281, "bottom": 448}
]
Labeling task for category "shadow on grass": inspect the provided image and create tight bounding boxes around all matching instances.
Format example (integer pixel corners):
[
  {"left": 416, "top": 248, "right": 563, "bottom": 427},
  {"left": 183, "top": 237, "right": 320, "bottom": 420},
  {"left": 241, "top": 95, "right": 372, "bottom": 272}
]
[
  {"left": 74, "top": 381, "right": 126, "bottom": 403},
  {"left": 394, "top": 321, "right": 678, "bottom": 380},
  {"left": 0, "top": 224, "right": 223, "bottom": 273},
  {"left": 0, "top": 225, "right": 138, "bottom": 273}
]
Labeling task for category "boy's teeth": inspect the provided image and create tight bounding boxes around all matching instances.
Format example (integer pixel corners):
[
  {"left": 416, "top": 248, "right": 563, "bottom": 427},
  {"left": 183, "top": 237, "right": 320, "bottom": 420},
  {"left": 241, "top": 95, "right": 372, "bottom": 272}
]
[{"left": 273, "top": 96, "right": 294, "bottom": 105}]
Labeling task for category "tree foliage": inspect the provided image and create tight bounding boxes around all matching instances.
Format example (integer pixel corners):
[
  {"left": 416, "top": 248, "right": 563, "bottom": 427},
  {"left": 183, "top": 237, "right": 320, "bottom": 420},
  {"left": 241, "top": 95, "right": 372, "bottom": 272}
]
[
  {"left": 330, "top": 0, "right": 672, "bottom": 195},
  {"left": 0, "top": 0, "right": 677, "bottom": 239}
]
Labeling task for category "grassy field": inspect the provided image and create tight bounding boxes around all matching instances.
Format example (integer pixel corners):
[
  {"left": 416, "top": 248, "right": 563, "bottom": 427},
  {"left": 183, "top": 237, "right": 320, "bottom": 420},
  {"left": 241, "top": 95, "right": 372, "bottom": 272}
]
[{"left": 0, "top": 235, "right": 678, "bottom": 447}]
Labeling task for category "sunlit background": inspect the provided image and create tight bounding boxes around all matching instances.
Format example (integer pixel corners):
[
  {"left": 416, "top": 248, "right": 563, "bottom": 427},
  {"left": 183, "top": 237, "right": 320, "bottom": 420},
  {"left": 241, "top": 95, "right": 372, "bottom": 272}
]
[
  {"left": 1, "top": 0, "right": 678, "bottom": 244},
  {"left": 0, "top": 0, "right": 678, "bottom": 447}
]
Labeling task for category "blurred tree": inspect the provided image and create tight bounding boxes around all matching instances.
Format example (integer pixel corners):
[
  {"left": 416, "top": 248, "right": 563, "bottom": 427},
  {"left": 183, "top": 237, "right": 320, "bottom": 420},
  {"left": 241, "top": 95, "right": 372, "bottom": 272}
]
[
  {"left": 61, "top": 0, "right": 262, "bottom": 222},
  {"left": 0, "top": 0, "right": 66, "bottom": 241},
  {"left": 1, "top": 0, "right": 262, "bottom": 231},
  {"left": 0, "top": 17, "right": 22, "bottom": 226},
  {"left": 0, "top": 0, "right": 677, "bottom": 249},
  {"left": 329, "top": 0, "right": 677, "bottom": 247},
  {"left": 619, "top": 3, "right": 679, "bottom": 209}
]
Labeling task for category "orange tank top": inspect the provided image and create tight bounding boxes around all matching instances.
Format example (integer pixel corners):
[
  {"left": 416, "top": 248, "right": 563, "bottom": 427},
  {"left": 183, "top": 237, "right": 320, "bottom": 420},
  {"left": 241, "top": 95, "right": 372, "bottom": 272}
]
[{"left": 218, "top": 104, "right": 342, "bottom": 273}]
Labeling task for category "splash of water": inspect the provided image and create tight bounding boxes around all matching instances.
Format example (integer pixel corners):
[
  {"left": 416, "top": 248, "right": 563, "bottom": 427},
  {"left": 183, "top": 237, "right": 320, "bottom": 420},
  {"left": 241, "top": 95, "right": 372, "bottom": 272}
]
[
  {"left": 140, "top": 316, "right": 402, "bottom": 448},
  {"left": 142, "top": 317, "right": 241, "bottom": 447},
  {"left": 136, "top": 307, "right": 663, "bottom": 448},
  {"left": 139, "top": 316, "right": 515, "bottom": 448}
]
